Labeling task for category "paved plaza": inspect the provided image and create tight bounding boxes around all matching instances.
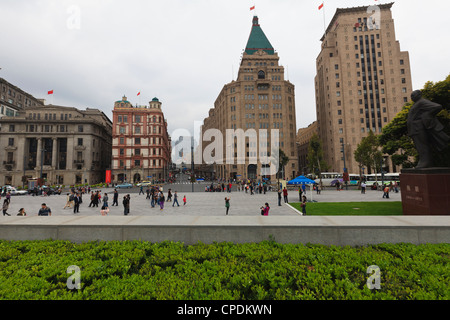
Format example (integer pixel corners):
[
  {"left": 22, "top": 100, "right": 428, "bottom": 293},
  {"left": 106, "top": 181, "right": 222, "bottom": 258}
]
[{"left": 0, "top": 185, "right": 402, "bottom": 218}]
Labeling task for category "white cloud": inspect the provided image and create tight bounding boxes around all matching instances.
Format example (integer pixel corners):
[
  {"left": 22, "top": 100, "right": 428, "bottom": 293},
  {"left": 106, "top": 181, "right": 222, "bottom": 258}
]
[{"left": 1, "top": 0, "right": 448, "bottom": 138}]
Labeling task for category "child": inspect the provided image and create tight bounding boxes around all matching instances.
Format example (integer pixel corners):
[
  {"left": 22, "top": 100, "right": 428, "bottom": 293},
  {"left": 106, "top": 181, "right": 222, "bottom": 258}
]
[
  {"left": 225, "top": 197, "right": 230, "bottom": 215},
  {"left": 183, "top": 195, "right": 187, "bottom": 206},
  {"left": 100, "top": 205, "right": 109, "bottom": 216},
  {"left": 2, "top": 199, "right": 10, "bottom": 216},
  {"left": 301, "top": 195, "right": 307, "bottom": 215}
]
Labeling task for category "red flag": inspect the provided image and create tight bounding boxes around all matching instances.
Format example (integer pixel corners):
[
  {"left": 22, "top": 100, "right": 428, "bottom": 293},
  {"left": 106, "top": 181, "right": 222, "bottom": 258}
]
[
  {"left": 48, "top": 90, "right": 53, "bottom": 95},
  {"left": 250, "top": 6, "right": 255, "bottom": 10},
  {"left": 318, "top": 3, "right": 324, "bottom": 10},
  {"left": 137, "top": 92, "right": 140, "bottom": 96}
]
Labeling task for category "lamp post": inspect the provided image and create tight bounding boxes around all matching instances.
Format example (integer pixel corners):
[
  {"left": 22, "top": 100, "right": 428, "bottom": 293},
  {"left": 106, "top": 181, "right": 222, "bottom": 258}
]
[
  {"left": 341, "top": 142, "right": 348, "bottom": 190},
  {"left": 191, "top": 136, "right": 194, "bottom": 192},
  {"left": 40, "top": 148, "right": 47, "bottom": 185}
]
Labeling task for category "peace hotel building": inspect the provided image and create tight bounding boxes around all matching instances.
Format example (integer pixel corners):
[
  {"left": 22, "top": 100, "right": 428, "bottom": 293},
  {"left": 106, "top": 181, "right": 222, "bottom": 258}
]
[
  {"left": 111, "top": 96, "right": 171, "bottom": 183},
  {"left": 201, "top": 16, "right": 298, "bottom": 181},
  {"left": 0, "top": 78, "right": 112, "bottom": 186},
  {"left": 315, "top": 3, "right": 412, "bottom": 174}
]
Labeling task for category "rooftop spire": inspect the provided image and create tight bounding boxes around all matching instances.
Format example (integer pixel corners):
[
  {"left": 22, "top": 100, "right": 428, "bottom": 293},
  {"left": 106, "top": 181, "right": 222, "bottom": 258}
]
[{"left": 245, "top": 16, "right": 274, "bottom": 55}]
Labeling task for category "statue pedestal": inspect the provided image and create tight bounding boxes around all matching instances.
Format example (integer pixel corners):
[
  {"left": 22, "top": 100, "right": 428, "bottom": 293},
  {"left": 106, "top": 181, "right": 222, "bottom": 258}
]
[{"left": 400, "top": 168, "right": 450, "bottom": 215}]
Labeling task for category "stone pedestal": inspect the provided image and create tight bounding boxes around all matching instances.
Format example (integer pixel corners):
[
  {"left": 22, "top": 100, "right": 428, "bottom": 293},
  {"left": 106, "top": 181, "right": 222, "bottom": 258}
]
[{"left": 400, "top": 168, "right": 450, "bottom": 215}]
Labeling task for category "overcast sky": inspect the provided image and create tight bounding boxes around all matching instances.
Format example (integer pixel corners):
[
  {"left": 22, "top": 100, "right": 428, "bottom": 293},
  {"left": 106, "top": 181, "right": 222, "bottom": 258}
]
[{"left": 1, "top": 0, "right": 449, "bottom": 141}]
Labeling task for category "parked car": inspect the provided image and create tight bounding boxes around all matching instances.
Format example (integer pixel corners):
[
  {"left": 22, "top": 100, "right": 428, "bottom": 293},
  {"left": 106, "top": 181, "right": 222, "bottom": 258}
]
[
  {"left": 2, "top": 185, "right": 27, "bottom": 196},
  {"left": 116, "top": 183, "right": 133, "bottom": 189},
  {"left": 136, "top": 181, "right": 152, "bottom": 187},
  {"left": 42, "top": 186, "right": 62, "bottom": 195}
]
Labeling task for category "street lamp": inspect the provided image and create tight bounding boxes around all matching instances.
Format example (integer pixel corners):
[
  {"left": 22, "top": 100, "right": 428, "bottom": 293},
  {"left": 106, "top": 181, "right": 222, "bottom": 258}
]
[
  {"left": 341, "top": 142, "right": 348, "bottom": 190},
  {"left": 40, "top": 148, "right": 47, "bottom": 185}
]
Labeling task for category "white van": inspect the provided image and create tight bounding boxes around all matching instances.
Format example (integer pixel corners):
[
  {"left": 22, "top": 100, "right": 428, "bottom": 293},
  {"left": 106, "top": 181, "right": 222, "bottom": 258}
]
[{"left": 2, "top": 185, "right": 27, "bottom": 196}]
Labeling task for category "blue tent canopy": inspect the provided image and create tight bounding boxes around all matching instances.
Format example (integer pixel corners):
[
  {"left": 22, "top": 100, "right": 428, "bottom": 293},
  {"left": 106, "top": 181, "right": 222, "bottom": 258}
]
[{"left": 287, "top": 175, "right": 316, "bottom": 185}]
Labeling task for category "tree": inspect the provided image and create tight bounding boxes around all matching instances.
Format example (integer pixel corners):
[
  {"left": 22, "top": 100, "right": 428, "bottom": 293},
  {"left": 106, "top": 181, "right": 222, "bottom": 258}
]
[
  {"left": 379, "top": 75, "right": 450, "bottom": 168},
  {"left": 307, "top": 134, "right": 328, "bottom": 187},
  {"left": 354, "top": 130, "right": 383, "bottom": 185},
  {"left": 277, "top": 148, "right": 289, "bottom": 183}
]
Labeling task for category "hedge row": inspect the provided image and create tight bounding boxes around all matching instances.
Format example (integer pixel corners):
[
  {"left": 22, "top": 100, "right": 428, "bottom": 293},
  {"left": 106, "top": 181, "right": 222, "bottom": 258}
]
[{"left": 0, "top": 240, "right": 448, "bottom": 300}]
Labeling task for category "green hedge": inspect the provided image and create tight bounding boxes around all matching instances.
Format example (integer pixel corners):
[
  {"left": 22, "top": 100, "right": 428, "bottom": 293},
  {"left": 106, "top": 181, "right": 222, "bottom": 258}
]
[{"left": 0, "top": 240, "right": 448, "bottom": 300}]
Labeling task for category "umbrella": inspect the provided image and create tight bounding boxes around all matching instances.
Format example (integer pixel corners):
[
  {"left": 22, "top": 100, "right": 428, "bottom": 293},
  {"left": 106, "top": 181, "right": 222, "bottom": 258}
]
[
  {"left": 287, "top": 176, "right": 316, "bottom": 185},
  {"left": 287, "top": 176, "right": 316, "bottom": 201}
]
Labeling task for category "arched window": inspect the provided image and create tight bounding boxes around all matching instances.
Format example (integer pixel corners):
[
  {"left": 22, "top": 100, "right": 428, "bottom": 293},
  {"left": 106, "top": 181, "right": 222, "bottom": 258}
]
[{"left": 258, "top": 70, "right": 265, "bottom": 79}]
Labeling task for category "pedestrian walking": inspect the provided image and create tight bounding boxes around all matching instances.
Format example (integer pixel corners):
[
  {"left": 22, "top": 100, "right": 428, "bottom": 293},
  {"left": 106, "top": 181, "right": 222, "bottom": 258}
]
[
  {"left": 73, "top": 193, "right": 80, "bottom": 213},
  {"left": 283, "top": 187, "right": 288, "bottom": 203},
  {"left": 167, "top": 189, "right": 172, "bottom": 202},
  {"left": 225, "top": 197, "right": 230, "bottom": 215},
  {"left": 112, "top": 189, "right": 119, "bottom": 206},
  {"left": 361, "top": 182, "right": 366, "bottom": 194},
  {"left": 383, "top": 185, "right": 390, "bottom": 199},
  {"left": 277, "top": 189, "right": 282, "bottom": 206},
  {"left": 63, "top": 193, "right": 73, "bottom": 209},
  {"left": 123, "top": 195, "right": 130, "bottom": 215},
  {"left": 301, "top": 195, "right": 307, "bottom": 215},
  {"left": 103, "top": 193, "right": 109, "bottom": 208},
  {"left": 88, "top": 191, "right": 95, "bottom": 207},
  {"left": 172, "top": 191, "right": 180, "bottom": 207},
  {"left": 159, "top": 192, "right": 165, "bottom": 210},
  {"left": 2, "top": 199, "right": 10, "bottom": 216},
  {"left": 183, "top": 195, "right": 187, "bottom": 206},
  {"left": 139, "top": 186, "right": 144, "bottom": 195}
]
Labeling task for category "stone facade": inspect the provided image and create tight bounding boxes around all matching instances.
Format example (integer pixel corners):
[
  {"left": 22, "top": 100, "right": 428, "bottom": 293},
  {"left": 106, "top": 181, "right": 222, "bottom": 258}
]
[
  {"left": 1, "top": 77, "right": 44, "bottom": 119},
  {"left": 201, "top": 16, "right": 299, "bottom": 182},
  {"left": 296, "top": 121, "right": 318, "bottom": 175},
  {"left": 111, "top": 96, "right": 172, "bottom": 183},
  {"left": 314, "top": 3, "right": 413, "bottom": 174},
  {"left": 0, "top": 105, "right": 112, "bottom": 186}
]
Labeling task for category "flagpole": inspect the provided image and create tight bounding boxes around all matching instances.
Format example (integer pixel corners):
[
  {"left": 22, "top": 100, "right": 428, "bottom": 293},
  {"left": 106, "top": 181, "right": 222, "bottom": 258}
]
[{"left": 322, "top": 1, "right": 326, "bottom": 36}]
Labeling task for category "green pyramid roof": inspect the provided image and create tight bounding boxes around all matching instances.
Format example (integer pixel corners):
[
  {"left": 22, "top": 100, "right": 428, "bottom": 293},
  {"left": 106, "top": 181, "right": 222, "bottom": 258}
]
[{"left": 245, "top": 16, "right": 274, "bottom": 55}]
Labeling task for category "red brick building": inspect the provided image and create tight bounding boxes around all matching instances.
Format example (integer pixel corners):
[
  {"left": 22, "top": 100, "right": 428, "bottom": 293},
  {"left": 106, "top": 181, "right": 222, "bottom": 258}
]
[{"left": 111, "top": 96, "right": 171, "bottom": 183}]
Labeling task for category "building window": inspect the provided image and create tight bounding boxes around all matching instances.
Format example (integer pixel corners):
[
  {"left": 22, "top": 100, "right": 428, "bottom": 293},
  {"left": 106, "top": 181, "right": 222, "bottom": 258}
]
[
  {"left": 8, "top": 138, "right": 14, "bottom": 146},
  {"left": 119, "top": 137, "right": 124, "bottom": 144},
  {"left": 78, "top": 125, "right": 84, "bottom": 132},
  {"left": 78, "top": 138, "right": 83, "bottom": 146},
  {"left": 258, "top": 70, "right": 265, "bottom": 79},
  {"left": 134, "top": 160, "right": 140, "bottom": 167},
  {"left": 135, "top": 115, "right": 141, "bottom": 123},
  {"left": 135, "top": 148, "right": 141, "bottom": 156},
  {"left": 119, "top": 149, "right": 124, "bottom": 156},
  {"left": 135, "top": 137, "right": 141, "bottom": 145},
  {"left": 9, "top": 125, "right": 15, "bottom": 132}
]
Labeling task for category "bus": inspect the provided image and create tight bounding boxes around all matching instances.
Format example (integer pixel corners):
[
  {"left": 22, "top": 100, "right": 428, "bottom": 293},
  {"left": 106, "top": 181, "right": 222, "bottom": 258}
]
[
  {"left": 364, "top": 173, "right": 400, "bottom": 187},
  {"left": 311, "top": 172, "right": 341, "bottom": 187},
  {"left": 348, "top": 174, "right": 362, "bottom": 186},
  {"left": 309, "top": 172, "right": 362, "bottom": 187}
]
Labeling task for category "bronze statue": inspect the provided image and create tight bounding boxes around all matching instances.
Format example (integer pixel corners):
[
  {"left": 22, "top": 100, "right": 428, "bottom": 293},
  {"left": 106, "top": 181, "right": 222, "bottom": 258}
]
[{"left": 407, "top": 90, "right": 449, "bottom": 168}]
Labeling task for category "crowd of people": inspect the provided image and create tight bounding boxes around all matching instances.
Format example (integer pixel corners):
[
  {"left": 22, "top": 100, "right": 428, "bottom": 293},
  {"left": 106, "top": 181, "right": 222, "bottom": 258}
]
[{"left": 0, "top": 177, "right": 401, "bottom": 218}]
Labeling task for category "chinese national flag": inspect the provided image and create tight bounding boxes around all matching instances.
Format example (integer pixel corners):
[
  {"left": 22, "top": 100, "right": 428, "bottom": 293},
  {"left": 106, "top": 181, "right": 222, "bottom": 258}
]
[
  {"left": 250, "top": 6, "right": 255, "bottom": 10},
  {"left": 137, "top": 92, "right": 140, "bottom": 96},
  {"left": 318, "top": 3, "right": 324, "bottom": 10},
  {"left": 48, "top": 90, "right": 53, "bottom": 95}
]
